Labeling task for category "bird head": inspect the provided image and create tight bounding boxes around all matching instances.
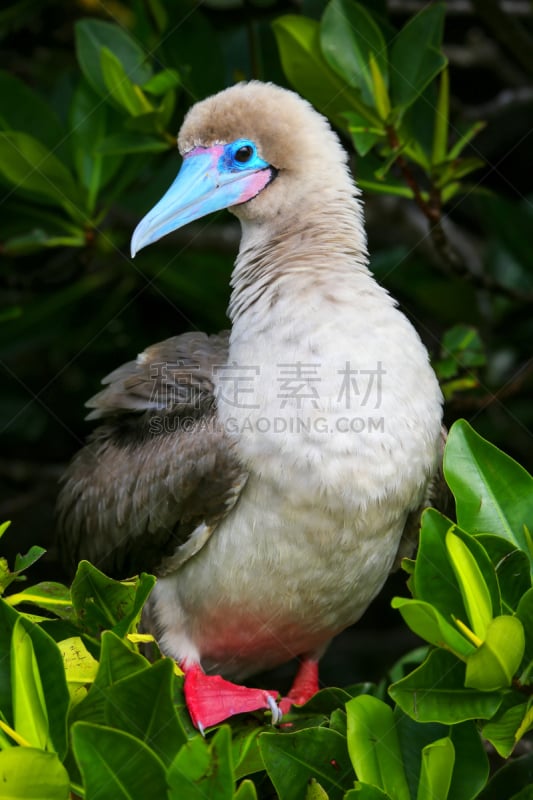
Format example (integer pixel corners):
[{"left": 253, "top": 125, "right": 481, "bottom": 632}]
[{"left": 130, "top": 81, "right": 352, "bottom": 257}]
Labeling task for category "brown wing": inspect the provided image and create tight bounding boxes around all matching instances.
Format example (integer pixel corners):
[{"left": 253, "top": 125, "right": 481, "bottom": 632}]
[{"left": 56, "top": 331, "right": 248, "bottom": 579}]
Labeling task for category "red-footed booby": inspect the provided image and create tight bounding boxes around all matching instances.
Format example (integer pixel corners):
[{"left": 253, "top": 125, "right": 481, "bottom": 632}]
[{"left": 57, "top": 81, "right": 443, "bottom": 732}]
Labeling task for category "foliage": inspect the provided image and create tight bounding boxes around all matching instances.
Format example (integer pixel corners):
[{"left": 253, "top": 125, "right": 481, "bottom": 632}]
[{"left": 0, "top": 420, "right": 532, "bottom": 798}]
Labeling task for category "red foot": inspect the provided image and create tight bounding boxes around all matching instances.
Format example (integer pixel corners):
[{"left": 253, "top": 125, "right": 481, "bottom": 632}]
[
  {"left": 183, "top": 663, "right": 280, "bottom": 732},
  {"left": 279, "top": 659, "right": 320, "bottom": 715}
]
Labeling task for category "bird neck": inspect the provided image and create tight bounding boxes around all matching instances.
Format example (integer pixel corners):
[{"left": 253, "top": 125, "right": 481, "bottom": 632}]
[{"left": 228, "top": 189, "right": 370, "bottom": 325}]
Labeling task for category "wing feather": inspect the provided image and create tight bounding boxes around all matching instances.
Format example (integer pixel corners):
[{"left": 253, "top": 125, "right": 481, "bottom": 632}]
[{"left": 57, "top": 331, "right": 248, "bottom": 578}]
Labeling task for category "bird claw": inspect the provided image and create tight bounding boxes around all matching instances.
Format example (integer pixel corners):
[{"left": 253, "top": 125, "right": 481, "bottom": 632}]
[{"left": 267, "top": 693, "right": 282, "bottom": 725}]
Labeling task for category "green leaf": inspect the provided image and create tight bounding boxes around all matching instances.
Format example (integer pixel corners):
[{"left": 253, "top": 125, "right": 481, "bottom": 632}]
[
  {"left": 70, "top": 561, "right": 155, "bottom": 638},
  {"left": 13, "top": 547, "right": 45, "bottom": 575},
  {"left": 343, "top": 112, "right": 384, "bottom": 156},
  {"left": 72, "top": 631, "right": 149, "bottom": 726},
  {"left": 75, "top": 19, "right": 152, "bottom": 100},
  {"left": 444, "top": 420, "right": 533, "bottom": 574},
  {"left": 69, "top": 79, "right": 124, "bottom": 210},
  {"left": 11, "top": 617, "right": 49, "bottom": 751},
  {"left": 0, "top": 601, "right": 70, "bottom": 759},
  {"left": 465, "top": 615, "right": 525, "bottom": 691},
  {"left": 0, "top": 71, "right": 64, "bottom": 154},
  {"left": 417, "top": 737, "right": 454, "bottom": 800},
  {"left": 306, "top": 778, "right": 330, "bottom": 800},
  {"left": 390, "top": 3, "right": 447, "bottom": 114},
  {"left": 259, "top": 728, "right": 354, "bottom": 800},
  {"left": 478, "top": 535, "right": 531, "bottom": 613},
  {"left": 232, "top": 725, "right": 264, "bottom": 780},
  {"left": 321, "top": 0, "right": 388, "bottom": 108},
  {"left": 167, "top": 725, "right": 234, "bottom": 800},
  {"left": 482, "top": 694, "right": 532, "bottom": 757},
  {"left": 7, "top": 581, "right": 73, "bottom": 620},
  {"left": 477, "top": 753, "right": 533, "bottom": 799},
  {"left": 97, "top": 133, "right": 170, "bottom": 155},
  {"left": 389, "top": 648, "right": 503, "bottom": 723},
  {"left": 345, "top": 787, "right": 391, "bottom": 799},
  {"left": 272, "top": 15, "right": 379, "bottom": 127},
  {"left": 104, "top": 658, "right": 186, "bottom": 767},
  {"left": 432, "top": 68, "right": 449, "bottom": 165},
  {"left": 100, "top": 47, "right": 154, "bottom": 117},
  {"left": 448, "top": 121, "right": 486, "bottom": 160},
  {"left": 72, "top": 722, "right": 168, "bottom": 799},
  {"left": 391, "top": 597, "right": 476, "bottom": 659},
  {"left": 143, "top": 68, "right": 181, "bottom": 95},
  {"left": 0, "top": 748, "right": 70, "bottom": 799},
  {"left": 369, "top": 54, "right": 391, "bottom": 120},
  {"left": 234, "top": 779, "right": 259, "bottom": 800},
  {"left": 0, "top": 132, "right": 83, "bottom": 219},
  {"left": 346, "top": 695, "right": 410, "bottom": 800},
  {"left": 517, "top": 587, "right": 533, "bottom": 669},
  {"left": 440, "top": 324, "right": 486, "bottom": 368},
  {"left": 413, "top": 509, "right": 469, "bottom": 619},
  {"left": 448, "top": 721, "right": 489, "bottom": 800},
  {"left": 446, "top": 529, "right": 493, "bottom": 639}
]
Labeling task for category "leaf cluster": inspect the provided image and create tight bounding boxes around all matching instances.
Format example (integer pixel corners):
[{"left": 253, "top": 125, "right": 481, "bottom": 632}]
[{"left": 0, "top": 420, "right": 532, "bottom": 798}]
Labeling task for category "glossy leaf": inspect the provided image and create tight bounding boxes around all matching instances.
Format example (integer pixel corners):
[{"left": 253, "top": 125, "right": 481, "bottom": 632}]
[
  {"left": 75, "top": 19, "right": 152, "bottom": 100},
  {"left": 167, "top": 725, "right": 234, "bottom": 800},
  {"left": 11, "top": 617, "right": 49, "bottom": 751},
  {"left": 232, "top": 725, "right": 265, "bottom": 780},
  {"left": 391, "top": 597, "right": 476, "bottom": 659},
  {"left": 234, "top": 779, "right": 259, "bottom": 800},
  {"left": 321, "top": 0, "right": 388, "bottom": 107},
  {"left": 72, "top": 631, "right": 149, "bottom": 726},
  {"left": 446, "top": 530, "right": 493, "bottom": 639},
  {"left": 389, "top": 648, "right": 502, "bottom": 723},
  {"left": 477, "top": 535, "right": 531, "bottom": 613},
  {"left": 482, "top": 693, "right": 532, "bottom": 757},
  {"left": 346, "top": 695, "right": 410, "bottom": 800},
  {"left": 0, "top": 748, "right": 70, "bottom": 799},
  {"left": 104, "top": 658, "right": 186, "bottom": 767},
  {"left": 100, "top": 47, "right": 154, "bottom": 117},
  {"left": 417, "top": 737, "right": 454, "bottom": 800},
  {"left": 259, "top": 727, "right": 354, "bottom": 800},
  {"left": 432, "top": 68, "right": 449, "bottom": 165},
  {"left": 517, "top": 588, "right": 533, "bottom": 668},
  {"left": 390, "top": 3, "right": 447, "bottom": 113},
  {"left": 72, "top": 722, "right": 168, "bottom": 799},
  {"left": 448, "top": 721, "right": 489, "bottom": 799},
  {"left": 369, "top": 54, "right": 391, "bottom": 120},
  {"left": 0, "top": 132, "right": 83, "bottom": 218},
  {"left": 272, "top": 15, "right": 378, "bottom": 126},
  {"left": 345, "top": 788, "right": 390, "bottom": 799},
  {"left": 70, "top": 561, "right": 155, "bottom": 638},
  {"left": 143, "top": 68, "right": 181, "bottom": 95},
  {"left": 69, "top": 79, "right": 125, "bottom": 209},
  {"left": 465, "top": 616, "right": 525, "bottom": 691},
  {"left": 305, "top": 779, "right": 329, "bottom": 800},
  {"left": 1, "top": 601, "right": 69, "bottom": 759},
  {"left": 444, "top": 420, "right": 533, "bottom": 573},
  {"left": 7, "top": 581, "right": 73, "bottom": 619}
]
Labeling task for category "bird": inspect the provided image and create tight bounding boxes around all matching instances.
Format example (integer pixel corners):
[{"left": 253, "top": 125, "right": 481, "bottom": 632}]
[{"left": 57, "top": 81, "right": 443, "bottom": 733}]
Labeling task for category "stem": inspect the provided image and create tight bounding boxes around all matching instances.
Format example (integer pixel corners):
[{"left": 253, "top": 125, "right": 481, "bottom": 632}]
[{"left": 384, "top": 124, "right": 533, "bottom": 304}]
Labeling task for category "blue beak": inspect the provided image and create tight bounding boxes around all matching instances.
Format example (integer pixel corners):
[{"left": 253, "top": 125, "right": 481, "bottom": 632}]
[{"left": 131, "top": 145, "right": 272, "bottom": 257}]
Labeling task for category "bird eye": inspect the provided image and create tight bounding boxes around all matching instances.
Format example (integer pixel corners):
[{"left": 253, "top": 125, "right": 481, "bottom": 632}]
[{"left": 234, "top": 144, "right": 254, "bottom": 164}]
